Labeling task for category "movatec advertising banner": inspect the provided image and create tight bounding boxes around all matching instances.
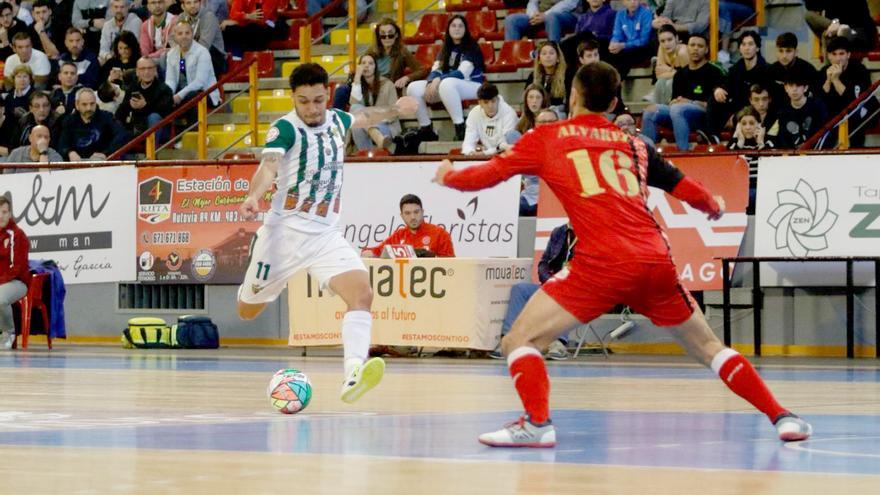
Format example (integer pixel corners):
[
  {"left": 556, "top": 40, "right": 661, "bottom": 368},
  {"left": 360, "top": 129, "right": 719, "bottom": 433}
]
[
  {"left": 2, "top": 166, "right": 136, "bottom": 284},
  {"left": 755, "top": 155, "right": 879, "bottom": 286}
]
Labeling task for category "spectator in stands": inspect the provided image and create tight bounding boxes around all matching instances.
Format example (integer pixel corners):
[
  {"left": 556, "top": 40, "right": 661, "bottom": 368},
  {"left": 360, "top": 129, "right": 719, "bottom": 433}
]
[
  {"left": 766, "top": 32, "right": 820, "bottom": 105},
  {"left": 362, "top": 194, "right": 455, "bottom": 258},
  {"left": 60, "top": 27, "right": 100, "bottom": 89},
  {"left": 719, "top": 0, "right": 754, "bottom": 34},
  {"left": 489, "top": 221, "right": 575, "bottom": 361},
  {"left": 15, "top": 90, "right": 61, "bottom": 147},
  {"left": 560, "top": 0, "right": 613, "bottom": 66},
  {"left": 0, "top": 105, "right": 15, "bottom": 158},
  {"left": 50, "top": 61, "right": 83, "bottom": 116},
  {"left": 140, "top": 0, "right": 177, "bottom": 68},
  {"left": 727, "top": 106, "right": 772, "bottom": 151},
  {"left": 116, "top": 56, "right": 172, "bottom": 138},
  {"left": 99, "top": 0, "right": 141, "bottom": 65},
  {"left": 205, "top": 0, "right": 228, "bottom": 22},
  {"left": 165, "top": 20, "right": 219, "bottom": 108},
  {"left": 5, "top": 124, "right": 64, "bottom": 163},
  {"left": 646, "top": 24, "right": 687, "bottom": 104},
  {"left": 774, "top": 67, "right": 828, "bottom": 149},
  {"left": 222, "top": 0, "right": 281, "bottom": 59},
  {"left": 5, "top": 64, "right": 34, "bottom": 119},
  {"left": 505, "top": 0, "right": 579, "bottom": 44},
  {"left": 348, "top": 53, "right": 401, "bottom": 152},
  {"left": 525, "top": 41, "right": 567, "bottom": 109},
  {"left": 641, "top": 33, "right": 723, "bottom": 151},
  {"left": 72, "top": 0, "right": 109, "bottom": 50},
  {"left": 180, "top": 0, "right": 226, "bottom": 76},
  {"left": 461, "top": 82, "right": 517, "bottom": 156},
  {"left": 508, "top": 106, "right": 556, "bottom": 216},
  {"left": 614, "top": 111, "right": 654, "bottom": 147},
  {"left": 96, "top": 73, "right": 125, "bottom": 112},
  {"left": 0, "top": 195, "right": 29, "bottom": 350},
  {"left": 706, "top": 30, "right": 768, "bottom": 142},
  {"left": 805, "top": 0, "right": 876, "bottom": 53},
  {"left": 4, "top": 32, "right": 51, "bottom": 89},
  {"left": 565, "top": 37, "right": 624, "bottom": 116},
  {"left": 505, "top": 83, "right": 549, "bottom": 148},
  {"left": 606, "top": 0, "right": 653, "bottom": 79},
  {"left": 820, "top": 36, "right": 873, "bottom": 147},
  {"left": 406, "top": 15, "right": 485, "bottom": 142},
  {"left": 0, "top": 2, "right": 38, "bottom": 61},
  {"left": 58, "top": 87, "right": 128, "bottom": 161},
  {"left": 31, "top": 0, "right": 67, "bottom": 60},
  {"left": 333, "top": 18, "right": 427, "bottom": 109},
  {"left": 748, "top": 83, "right": 777, "bottom": 132},
  {"left": 651, "top": 0, "right": 709, "bottom": 37},
  {"left": 100, "top": 30, "right": 140, "bottom": 82}
]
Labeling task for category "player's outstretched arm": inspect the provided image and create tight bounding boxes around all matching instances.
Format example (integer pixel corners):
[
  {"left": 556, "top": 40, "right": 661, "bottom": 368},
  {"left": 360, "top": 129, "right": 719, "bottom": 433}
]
[
  {"left": 239, "top": 153, "right": 281, "bottom": 220},
  {"left": 644, "top": 142, "right": 724, "bottom": 220},
  {"left": 350, "top": 96, "right": 418, "bottom": 128}
]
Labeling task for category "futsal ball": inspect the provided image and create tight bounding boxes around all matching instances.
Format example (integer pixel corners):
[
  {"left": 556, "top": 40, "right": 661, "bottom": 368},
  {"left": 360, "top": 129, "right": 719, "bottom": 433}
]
[{"left": 267, "top": 368, "right": 312, "bottom": 414}]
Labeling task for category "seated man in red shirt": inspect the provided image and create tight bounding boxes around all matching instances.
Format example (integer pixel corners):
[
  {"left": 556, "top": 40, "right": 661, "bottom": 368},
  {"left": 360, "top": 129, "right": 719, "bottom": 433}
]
[{"left": 362, "top": 194, "right": 455, "bottom": 258}]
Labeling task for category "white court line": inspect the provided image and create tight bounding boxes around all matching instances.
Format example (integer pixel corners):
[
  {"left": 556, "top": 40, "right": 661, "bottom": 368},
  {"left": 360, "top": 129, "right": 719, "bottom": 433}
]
[{"left": 784, "top": 435, "right": 880, "bottom": 459}]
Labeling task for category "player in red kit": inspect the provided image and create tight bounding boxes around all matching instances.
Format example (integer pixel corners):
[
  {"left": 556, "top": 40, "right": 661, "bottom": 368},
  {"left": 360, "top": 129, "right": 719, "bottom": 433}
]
[{"left": 433, "top": 62, "right": 812, "bottom": 448}]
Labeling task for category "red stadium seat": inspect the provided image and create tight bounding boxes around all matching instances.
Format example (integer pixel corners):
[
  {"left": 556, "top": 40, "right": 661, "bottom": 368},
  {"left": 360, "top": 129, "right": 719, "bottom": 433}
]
[
  {"left": 486, "top": 40, "right": 534, "bottom": 72},
  {"left": 277, "top": 4, "right": 306, "bottom": 18},
  {"left": 414, "top": 43, "right": 442, "bottom": 69},
  {"left": 12, "top": 272, "right": 51, "bottom": 350},
  {"left": 445, "top": 0, "right": 484, "bottom": 12},
  {"left": 268, "top": 18, "right": 323, "bottom": 50},
  {"left": 478, "top": 41, "right": 496, "bottom": 65},
  {"left": 228, "top": 51, "right": 275, "bottom": 82},
  {"left": 466, "top": 11, "right": 504, "bottom": 41},
  {"left": 405, "top": 13, "right": 449, "bottom": 44}
]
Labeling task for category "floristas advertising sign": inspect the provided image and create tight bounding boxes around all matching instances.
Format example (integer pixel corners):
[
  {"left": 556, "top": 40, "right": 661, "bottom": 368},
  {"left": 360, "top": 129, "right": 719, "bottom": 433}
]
[{"left": 1, "top": 166, "right": 136, "bottom": 284}]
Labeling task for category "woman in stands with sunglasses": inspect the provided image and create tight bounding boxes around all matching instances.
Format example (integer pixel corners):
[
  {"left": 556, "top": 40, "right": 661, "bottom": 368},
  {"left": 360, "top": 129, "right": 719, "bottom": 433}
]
[
  {"left": 333, "top": 18, "right": 427, "bottom": 110},
  {"left": 406, "top": 14, "right": 485, "bottom": 142}
]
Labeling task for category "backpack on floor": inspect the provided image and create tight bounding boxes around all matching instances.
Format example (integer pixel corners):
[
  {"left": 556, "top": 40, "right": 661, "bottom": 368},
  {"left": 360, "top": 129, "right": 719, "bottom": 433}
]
[
  {"left": 172, "top": 315, "right": 220, "bottom": 349},
  {"left": 122, "top": 317, "right": 173, "bottom": 349}
]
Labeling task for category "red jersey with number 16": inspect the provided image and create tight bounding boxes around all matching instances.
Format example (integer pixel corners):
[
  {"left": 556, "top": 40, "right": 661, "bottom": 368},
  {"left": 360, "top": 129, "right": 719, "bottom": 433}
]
[{"left": 442, "top": 113, "right": 720, "bottom": 264}]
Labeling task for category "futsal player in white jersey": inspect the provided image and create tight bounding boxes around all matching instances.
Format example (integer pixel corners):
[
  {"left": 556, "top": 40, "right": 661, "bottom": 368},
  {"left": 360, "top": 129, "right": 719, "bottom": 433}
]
[{"left": 237, "top": 63, "right": 418, "bottom": 403}]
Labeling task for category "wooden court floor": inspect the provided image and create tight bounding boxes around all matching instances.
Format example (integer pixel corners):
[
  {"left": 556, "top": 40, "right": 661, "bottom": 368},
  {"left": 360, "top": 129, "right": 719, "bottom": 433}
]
[{"left": 1, "top": 346, "right": 880, "bottom": 494}]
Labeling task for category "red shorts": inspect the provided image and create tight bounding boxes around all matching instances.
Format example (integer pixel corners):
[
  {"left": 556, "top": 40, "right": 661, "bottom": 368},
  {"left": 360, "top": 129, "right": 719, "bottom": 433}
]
[{"left": 541, "top": 257, "right": 696, "bottom": 327}]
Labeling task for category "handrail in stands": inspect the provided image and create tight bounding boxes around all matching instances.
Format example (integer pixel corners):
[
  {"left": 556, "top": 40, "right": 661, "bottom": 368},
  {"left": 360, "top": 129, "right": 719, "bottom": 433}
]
[
  {"left": 108, "top": 52, "right": 260, "bottom": 161},
  {"left": 298, "top": 0, "right": 346, "bottom": 62},
  {"left": 798, "top": 75, "right": 880, "bottom": 151}
]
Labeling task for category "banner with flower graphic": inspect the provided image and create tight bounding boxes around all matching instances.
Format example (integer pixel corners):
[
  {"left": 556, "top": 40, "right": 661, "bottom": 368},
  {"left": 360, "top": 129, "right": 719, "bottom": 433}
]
[{"left": 755, "top": 155, "right": 878, "bottom": 286}]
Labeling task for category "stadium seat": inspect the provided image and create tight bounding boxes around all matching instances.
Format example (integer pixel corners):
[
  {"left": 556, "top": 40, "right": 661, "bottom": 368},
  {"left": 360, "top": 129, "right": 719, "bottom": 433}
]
[
  {"left": 406, "top": 13, "right": 448, "bottom": 44},
  {"left": 445, "top": 0, "right": 484, "bottom": 12},
  {"left": 13, "top": 272, "right": 51, "bottom": 350},
  {"left": 277, "top": 4, "right": 306, "bottom": 18},
  {"left": 228, "top": 51, "right": 275, "bottom": 82},
  {"left": 487, "top": 39, "right": 534, "bottom": 72},
  {"left": 466, "top": 11, "right": 503, "bottom": 41},
  {"left": 478, "top": 41, "right": 496, "bottom": 65},
  {"left": 268, "top": 18, "right": 323, "bottom": 50},
  {"left": 414, "top": 43, "right": 442, "bottom": 69}
]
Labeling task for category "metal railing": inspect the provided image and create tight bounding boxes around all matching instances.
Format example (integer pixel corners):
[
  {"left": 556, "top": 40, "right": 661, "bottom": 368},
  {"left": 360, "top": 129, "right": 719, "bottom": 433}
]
[
  {"left": 799, "top": 76, "right": 880, "bottom": 151},
  {"left": 109, "top": 52, "right": 260, "bottom": 161},
  {"left": 708, "top": 0, "right": 765, "bottom": 61}
]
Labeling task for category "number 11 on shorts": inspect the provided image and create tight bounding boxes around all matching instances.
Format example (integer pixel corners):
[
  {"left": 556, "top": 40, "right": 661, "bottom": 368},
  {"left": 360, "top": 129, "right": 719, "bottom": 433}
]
[{"left": 256, "top": 262, "right": 271, "bottom": 281}]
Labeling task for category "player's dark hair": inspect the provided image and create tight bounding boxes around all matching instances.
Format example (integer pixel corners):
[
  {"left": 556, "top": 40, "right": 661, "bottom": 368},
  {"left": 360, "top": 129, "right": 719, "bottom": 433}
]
[
  {"left": 776, "top": 32, "right": 798, "bottom": 49},
  {"left": 399, "top": 194, "right": 422, "bottom": 210},
  {"left": 477, "top": 82, "right": 499, "bottom": 101},
  {"left": 289, "top": 63, "right": 329, "bottom": 91},
  {"left": 826, "top": 35, "right": 850, "bottom": 53},
  {"left": 573, "top": 61, "right": 620, "bottom": 113}
]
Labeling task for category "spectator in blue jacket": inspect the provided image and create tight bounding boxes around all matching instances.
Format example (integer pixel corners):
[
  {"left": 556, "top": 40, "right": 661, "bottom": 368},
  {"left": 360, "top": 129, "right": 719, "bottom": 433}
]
[
  {"left": 504, "top": 0, "right": 579, "bottom": 43},
  {"left": 59, "top": 27, "right": 100, "bottom": 89},
  {"left": 560, "top": 0, "right": 615, "bottom": 70},
  {"left": 606, "top": 0, "right": 653, "bottom": 79},
  {"left": 406, "top": 15, "right": 485, "bottom": 141}
]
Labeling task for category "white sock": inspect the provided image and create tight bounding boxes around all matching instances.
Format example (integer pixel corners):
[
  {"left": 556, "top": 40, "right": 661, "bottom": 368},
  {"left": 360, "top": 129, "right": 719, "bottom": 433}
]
[{"left": 342, "top": 310, "right": 372, "bottom": 376}]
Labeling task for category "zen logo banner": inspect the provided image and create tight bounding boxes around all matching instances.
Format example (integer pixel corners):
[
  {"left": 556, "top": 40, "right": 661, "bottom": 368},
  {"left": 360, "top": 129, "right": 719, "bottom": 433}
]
[
  {"left": 2, "top": 166, "right": 137, "bottom": 284},
  {"left": 755, "top": 155, "right": 879, "bottom": 286},
  {"left": 535, "top": 155, "right": 750, "bottom": 291}
]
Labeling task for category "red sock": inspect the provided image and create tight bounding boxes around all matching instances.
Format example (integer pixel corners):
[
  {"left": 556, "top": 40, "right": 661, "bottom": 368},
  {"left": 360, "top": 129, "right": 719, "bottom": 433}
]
[
  {"left": 712, "top": 349, "right": 787, "bottom": 422},
  {"left": 508, "top": 347, "right": 550, "bottom": 423}
]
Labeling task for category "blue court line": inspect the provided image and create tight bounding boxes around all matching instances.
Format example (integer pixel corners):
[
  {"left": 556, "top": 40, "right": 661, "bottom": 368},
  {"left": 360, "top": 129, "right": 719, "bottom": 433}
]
[
  {"left": 2, "top": 354, "right": 880, "bottom": 382},
  {"left": 0, "top": 410, "right": 877, "bottom": 475}
]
